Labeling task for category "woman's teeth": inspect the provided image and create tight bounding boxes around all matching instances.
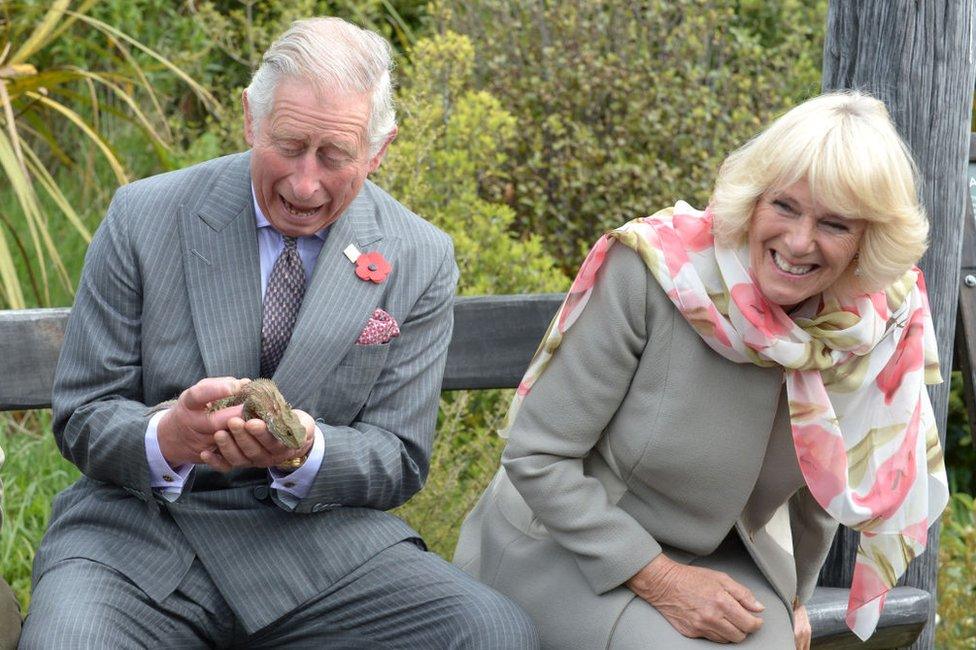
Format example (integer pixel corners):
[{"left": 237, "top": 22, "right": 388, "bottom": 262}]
[
  {"left": 282, "top": 197, "right": 318, "bottom": 217},
  {"left": 772, "top": 251, "right": 814, "bottom": 275}
]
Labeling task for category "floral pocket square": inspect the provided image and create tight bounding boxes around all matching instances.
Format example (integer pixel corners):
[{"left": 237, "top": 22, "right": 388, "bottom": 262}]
[{"left": 356, "top": 308, "right": 400, "bottom": 345}]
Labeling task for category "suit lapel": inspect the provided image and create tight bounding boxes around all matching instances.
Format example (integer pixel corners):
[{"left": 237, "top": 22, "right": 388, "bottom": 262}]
[
  {"left": 273, "top": 186, "right": 398, "bottom": 408},
  {"left": 180, "top": 154, "right": 263, "bottom": 379}
]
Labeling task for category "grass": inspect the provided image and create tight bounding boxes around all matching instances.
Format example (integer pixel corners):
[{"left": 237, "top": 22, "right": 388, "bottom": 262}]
[
  {"left": 0, "top": 411, "right": 79, "bottom": 611},
  {"left": 2, "top": 402, "right": 973, "bottom": 648}
]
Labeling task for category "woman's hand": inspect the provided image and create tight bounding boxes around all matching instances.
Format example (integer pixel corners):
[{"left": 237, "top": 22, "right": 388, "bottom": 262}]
[
  {"left": 626, "top": 554, "right": 765, "bottom": 643},
  {"left": 793, "top": 604, "right": 811, "bottom": 650}
]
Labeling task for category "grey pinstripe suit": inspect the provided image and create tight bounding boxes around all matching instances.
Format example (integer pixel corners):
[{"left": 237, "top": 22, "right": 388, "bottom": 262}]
[{"left": 23, "top": 152, "right": 537, "bottom": 648}]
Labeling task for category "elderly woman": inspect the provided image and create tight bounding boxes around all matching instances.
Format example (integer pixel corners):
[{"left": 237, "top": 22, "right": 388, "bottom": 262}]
[{"left": 454, "top": 92, "right": 949, "bottom": 649}]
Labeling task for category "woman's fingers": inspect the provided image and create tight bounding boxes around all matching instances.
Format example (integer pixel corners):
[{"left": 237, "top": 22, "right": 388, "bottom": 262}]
[
  {"left": 626, "top": 557, "right": 768, "bottom": 643},
  {"left": 722, "top": 576, "right": 764, "bottom": 612},
  {"left": 793, "top": 605, "right": 812, "bottom": 650},
  {"left": 719, "top": 597, "right": 763, "bottom": 636}
]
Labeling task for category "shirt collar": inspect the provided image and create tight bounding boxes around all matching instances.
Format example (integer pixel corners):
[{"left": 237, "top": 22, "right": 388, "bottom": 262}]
[{"left": 251, "top": 183, "right": 329, "bottom": 241}]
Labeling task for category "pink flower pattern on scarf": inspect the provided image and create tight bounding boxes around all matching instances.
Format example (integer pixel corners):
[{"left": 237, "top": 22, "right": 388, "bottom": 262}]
[{"left": 503, "top": 202, "right": 948, "bottom": 641}]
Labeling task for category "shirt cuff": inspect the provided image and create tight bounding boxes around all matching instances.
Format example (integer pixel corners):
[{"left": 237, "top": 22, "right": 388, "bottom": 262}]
[
  {"left": 269, "top": 424, "right": 325, "bottom": 503},
  {"left": 145, "top": 409, "right": 193, "bottom": 502}
]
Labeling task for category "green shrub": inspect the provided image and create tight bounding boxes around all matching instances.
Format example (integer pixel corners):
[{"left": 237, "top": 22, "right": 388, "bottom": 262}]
[
  {"left": 380, "top": 31, "right": 568, "bottom": 551},
  {"left": 947, "top": 372, "right": 975, "bottom": 495},
  {"left": 432, "top": 0, "right": 826, "bottom": 265},
  {"left": 375, "top": 31, "right": 567, "bottom": 296},
  {"left": 937, "top": 492, "right": 976, "bottom": 648}
]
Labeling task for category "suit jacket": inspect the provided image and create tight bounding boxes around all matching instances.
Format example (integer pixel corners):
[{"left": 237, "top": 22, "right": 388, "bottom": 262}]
[
  {"left": 37, "top": 152, "right": 459, "bottom": 633},
  {"left": 454, "top": 243, "right": 837, "bottom": 646}
]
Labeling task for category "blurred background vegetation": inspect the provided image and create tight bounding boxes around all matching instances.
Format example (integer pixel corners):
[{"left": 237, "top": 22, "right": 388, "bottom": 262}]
[{"left": 0, "top": 1, "right": 972, "bottom": 646}]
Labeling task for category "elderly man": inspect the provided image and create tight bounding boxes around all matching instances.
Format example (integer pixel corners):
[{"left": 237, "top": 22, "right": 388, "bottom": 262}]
[{"left": 20, "top": 17, "right": 537, "bottom": 649}]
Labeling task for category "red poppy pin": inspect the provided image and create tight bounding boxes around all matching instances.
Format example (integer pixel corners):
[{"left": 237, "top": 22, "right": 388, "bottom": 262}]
[{"left": 354, "top": 251, "right": 391, "bottom": 283}]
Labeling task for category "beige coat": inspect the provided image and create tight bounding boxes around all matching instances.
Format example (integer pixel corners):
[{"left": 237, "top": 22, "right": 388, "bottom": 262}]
[{"left": 455, "top": 244, "right": 838, "bottom": 648}]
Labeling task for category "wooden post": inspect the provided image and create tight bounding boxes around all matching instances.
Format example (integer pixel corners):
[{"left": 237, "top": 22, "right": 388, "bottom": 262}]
[{"left": 819, "top": 2, "right": 976, "bottom": 648}]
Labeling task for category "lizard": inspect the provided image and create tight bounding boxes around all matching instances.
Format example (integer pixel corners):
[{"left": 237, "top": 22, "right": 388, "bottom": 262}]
[{"left": 208, "top": 378, "right": 306, "bottom": 449}]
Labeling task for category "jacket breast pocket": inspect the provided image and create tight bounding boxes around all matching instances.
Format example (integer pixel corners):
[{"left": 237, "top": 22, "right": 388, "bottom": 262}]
[{"left": 319, "top": 343, "right": 391, "bottom": 424}]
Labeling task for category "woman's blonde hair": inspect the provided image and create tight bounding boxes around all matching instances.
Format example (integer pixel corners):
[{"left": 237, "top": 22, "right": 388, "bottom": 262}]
[{"left": 710, "top": 91, "right": 928, "bottom": 291}]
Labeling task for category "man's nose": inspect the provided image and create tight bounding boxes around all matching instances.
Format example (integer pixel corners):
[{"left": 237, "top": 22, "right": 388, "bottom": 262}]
[{"left": 291, "top": 155, "right": 320, "bottom": 201}]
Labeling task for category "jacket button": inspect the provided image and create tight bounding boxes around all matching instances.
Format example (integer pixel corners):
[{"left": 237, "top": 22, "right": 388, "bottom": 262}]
[{"left": 252, "top": 486, "right": 269, "bottom": 500}]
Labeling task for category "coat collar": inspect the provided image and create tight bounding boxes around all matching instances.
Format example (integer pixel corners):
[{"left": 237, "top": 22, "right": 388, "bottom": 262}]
[{"left": 181, "top": 153, "right": 263, "bottom": 379}]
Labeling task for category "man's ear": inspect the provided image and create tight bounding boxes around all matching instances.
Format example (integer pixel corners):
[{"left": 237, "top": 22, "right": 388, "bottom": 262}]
[
  {"left": 242, "top": 90, "right": 255, "bottom": 146},
  {"left": 366, "top": 126, "right": 398, "bottom": 173}
]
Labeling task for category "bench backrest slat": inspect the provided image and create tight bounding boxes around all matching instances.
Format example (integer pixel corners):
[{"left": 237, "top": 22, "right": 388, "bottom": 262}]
[
  {"left": 0, "top": 297, "right": 562, "bottom": 411},
  {"left": 0, "top": 308, "right": 70, "bottom": 410}
]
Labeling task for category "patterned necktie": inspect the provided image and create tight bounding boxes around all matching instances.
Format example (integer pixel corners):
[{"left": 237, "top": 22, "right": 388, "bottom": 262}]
[{"left": 260, "top": 236, "right": 306, "bottom": 377}]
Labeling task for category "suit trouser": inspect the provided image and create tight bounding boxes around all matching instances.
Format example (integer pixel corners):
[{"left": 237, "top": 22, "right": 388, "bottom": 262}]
[
  {"left": 19, "top": 540, "right": 539, "bottom": 649},
  {"left": 0, "top": 576, "right": 20, "bottom": 650}
]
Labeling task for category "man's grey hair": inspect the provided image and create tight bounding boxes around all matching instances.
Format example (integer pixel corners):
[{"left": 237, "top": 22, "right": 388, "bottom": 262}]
[{"left": 245, "top": 17, "right": 396, "bottom": 156}]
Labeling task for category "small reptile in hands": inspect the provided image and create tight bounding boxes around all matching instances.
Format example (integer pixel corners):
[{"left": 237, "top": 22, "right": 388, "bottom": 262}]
[{"left": 209, "top": 379, "right": 305, "bottom": 449}]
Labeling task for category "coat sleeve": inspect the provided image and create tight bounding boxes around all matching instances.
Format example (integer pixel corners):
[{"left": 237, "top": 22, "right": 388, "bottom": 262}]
[
  {"left": 789, "top": 486, "right": 839, "bottom": 604},
  {"left": 502, "top": 243, "right": 665, "bottom": 595},
  {"left": 285, "top": 237, "right": 459, "bottom": 513},
  {"left": 51, "top": 185, "right": 156, "bottom": 503}
]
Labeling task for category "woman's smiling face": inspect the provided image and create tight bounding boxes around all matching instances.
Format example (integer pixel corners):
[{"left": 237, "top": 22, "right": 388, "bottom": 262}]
[{"left": 747, "top": 179, "right": 866, "bottom": 309}]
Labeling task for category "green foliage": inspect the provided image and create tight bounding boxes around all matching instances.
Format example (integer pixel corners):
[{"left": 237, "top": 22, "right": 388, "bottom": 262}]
[
  {"left": 375, "top": 31, "right": 567, "bottom": 295},
  {"left": 432, "top": 0, "right": 826, "bottom": 265},
  {"left": 383, "top": 31, "right": 566, "bottom": 549},
  {"left": 937, "top": 492, "right": 976, "bottom": 648},
  {"left": 0, "top": 1, "right": 219, "bottom": 308},
  {"left": 395, "top": 390, "right": 509, "bottom": 557},
  {"left": 947, "top": 372, "right": 974, "bottom": 495},
  {"left": 0, "top": 412, "right": 79, "bottom": 611}
]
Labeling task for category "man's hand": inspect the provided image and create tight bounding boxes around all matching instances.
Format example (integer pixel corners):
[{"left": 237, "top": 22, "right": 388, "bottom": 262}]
[
  {"left": 793, "top": 604, "right": 811, "bottom": 650},
  {"left": 202, "top": 408, "right": 315, "bottom": 472},
  {"left": 626, "top": 553, "right": 765, "bottom": 643},
  {"left": 156, "top": 377, "right": 249, "bottom": 467}
]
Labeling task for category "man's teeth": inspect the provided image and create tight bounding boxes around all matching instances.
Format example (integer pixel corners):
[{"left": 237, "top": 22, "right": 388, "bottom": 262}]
[
  {"left": 283, "top": 198, "right": 318, "bottom": 217},
  {"left": 772, "top": 251, "right": 814, "bottom": 275}
]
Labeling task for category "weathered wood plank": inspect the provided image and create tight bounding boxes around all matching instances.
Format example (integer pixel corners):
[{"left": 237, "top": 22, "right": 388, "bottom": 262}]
[
  {"left": 822, "top": 2, "right": 976, "bottom": 647},
  {"left": 0, "top": 297, "right": 564, "bottom": 411},
  {"left": 443, "top": 294, "right": 561, "bottom": 390},
  {"left": 0, "top": 308, "right": 69, "bottom": 410},
  {"left": 809, "top": 587, "right": 930, "bottom": 648}
]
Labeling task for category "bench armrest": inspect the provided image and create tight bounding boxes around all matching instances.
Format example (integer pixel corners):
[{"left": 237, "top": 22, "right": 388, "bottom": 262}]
[{"left": 809, "top": 586, "right": 930, "bottom": 648}]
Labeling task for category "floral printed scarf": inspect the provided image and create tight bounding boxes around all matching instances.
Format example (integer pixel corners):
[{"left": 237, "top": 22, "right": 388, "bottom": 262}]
[{"left": 505, "top": 202, "right": 949, "bottom": 641}]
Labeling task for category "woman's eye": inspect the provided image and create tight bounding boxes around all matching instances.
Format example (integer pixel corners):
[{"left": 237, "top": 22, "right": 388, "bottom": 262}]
[
  {"left": 824, "top": 221, "right": 850, "bottom": 233},
  {"left": 772, "top": 199, "right": 796, "bottom": 214}
]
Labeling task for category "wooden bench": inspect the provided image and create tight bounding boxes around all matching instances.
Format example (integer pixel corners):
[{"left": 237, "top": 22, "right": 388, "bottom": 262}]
[{"left": 0, "top": 296, "right": 933, "bottom": 647}]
